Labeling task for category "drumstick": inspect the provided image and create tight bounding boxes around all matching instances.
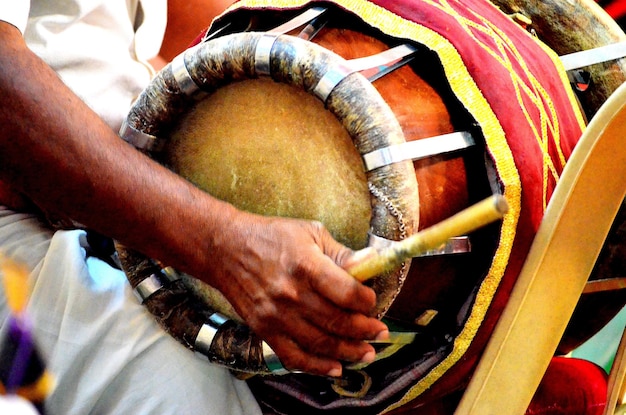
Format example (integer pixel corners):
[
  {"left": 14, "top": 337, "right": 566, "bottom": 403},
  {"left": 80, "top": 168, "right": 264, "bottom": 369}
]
[{"left": 347, "top": 194, "right": 509, "bottom": 282}]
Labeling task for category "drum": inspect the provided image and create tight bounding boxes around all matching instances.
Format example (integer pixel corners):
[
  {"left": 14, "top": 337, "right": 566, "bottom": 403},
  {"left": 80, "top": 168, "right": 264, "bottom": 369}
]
[{"left": 117, "top": 0, "right": 626, "bottom": 413}]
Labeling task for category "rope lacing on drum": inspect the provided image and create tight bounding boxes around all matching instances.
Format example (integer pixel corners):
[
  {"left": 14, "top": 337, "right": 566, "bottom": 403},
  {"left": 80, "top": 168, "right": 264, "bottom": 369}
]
[
  {"left": 368, "top": 182, "right": 408, "bottom": 241},
  {"left": 368, "top": 182, "right": 409, "bottom": 316}
]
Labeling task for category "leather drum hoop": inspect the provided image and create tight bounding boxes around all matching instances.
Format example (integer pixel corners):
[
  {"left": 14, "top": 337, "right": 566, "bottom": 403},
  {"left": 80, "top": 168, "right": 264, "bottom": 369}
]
[
  {"left": 117, "top": 30, "right": 420, "bottom": 374},
  {"left": 117, "top": 0, "right": 626, "bottom": 413}
]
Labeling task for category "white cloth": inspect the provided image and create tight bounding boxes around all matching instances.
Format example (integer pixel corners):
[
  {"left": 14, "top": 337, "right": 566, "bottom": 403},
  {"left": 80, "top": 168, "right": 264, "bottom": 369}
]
[
  {"left": 0, "top": 395, "right": 40, "bottom": 415},
  {"left": 2, "top": 0, "right": 165, "bottom": 131},
  {"left": 0, "top": 210, "right": 261, "bottom": 415},
  {"left": 0, "top": 1, "right": 263, "bottom": 414}
]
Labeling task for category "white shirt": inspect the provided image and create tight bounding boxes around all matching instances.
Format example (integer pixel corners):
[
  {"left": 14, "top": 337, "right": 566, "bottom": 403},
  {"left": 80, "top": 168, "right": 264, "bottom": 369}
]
[{"left": 0, "top": 0, "right": 166, "bottom": 130}]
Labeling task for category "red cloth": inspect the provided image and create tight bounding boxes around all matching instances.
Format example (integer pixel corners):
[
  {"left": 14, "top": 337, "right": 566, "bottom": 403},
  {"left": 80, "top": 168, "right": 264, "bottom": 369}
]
[
  {"left": 526, "top": 357, "right": 608, "bottom": 415},
  {"left": 601, "top": 0, "right": 626, "bottom": 20},
  {"left": 389, "top": 357, "right": 609, "bottom": 414}
]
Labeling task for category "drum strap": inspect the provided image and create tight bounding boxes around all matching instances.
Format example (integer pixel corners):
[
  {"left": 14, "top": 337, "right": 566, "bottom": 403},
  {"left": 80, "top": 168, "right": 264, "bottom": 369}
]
[
  {"left": 267, "top": 6, "right": 327, "bottom": 34},
  {"left": 362, "top": 131, "right": 475, "bottom": 172},
  {"left": 560, "top": 41, "right": 626, "bottom": 71},
  {"left": 313, "top": 43, "right": 418, "bottom": 101}
]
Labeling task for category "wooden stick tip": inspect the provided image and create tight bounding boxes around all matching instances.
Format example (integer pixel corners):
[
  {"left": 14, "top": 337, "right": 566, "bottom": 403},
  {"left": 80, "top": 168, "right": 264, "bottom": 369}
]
[{"left": 493, "top": 194, "right": 509, "bottom": 215}]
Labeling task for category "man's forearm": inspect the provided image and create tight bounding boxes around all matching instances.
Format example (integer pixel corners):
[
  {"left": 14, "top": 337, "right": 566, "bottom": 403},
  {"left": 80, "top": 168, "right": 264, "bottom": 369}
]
[{"left": 0, "top": 22, "right": 233, "bottom": 277}]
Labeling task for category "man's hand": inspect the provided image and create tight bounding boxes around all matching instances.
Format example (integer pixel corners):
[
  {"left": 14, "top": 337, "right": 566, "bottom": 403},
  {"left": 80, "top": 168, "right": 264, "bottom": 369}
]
[{"left": 203, "top": 213, "right": 388, "bottom": 377}]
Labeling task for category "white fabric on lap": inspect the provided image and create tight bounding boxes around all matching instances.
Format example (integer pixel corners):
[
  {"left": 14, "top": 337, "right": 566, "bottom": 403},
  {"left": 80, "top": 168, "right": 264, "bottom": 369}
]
[{"left": 0, "top": 208, "right": 261, "bottom": 415}]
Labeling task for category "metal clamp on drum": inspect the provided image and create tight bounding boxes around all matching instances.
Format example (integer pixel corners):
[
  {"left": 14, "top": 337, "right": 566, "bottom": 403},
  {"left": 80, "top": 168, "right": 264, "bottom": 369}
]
[
  {"left": 133, "top": 267, "right": 181, "bottom": 303},
  {"left": 261, "top": 342, "right": 291, "bottom": 375},
  {"left": 254, "top": 34, "right": 279, "bottom": 76},
  {"left": 194, "top": 312, "right": 230, "bottom": 356},
  {"left": 170, "top": 48, "right": 203, "bottom": 97},
  {"left": 362, "top": 131, "right": 476, "bottom": 172},
  {"left": 119, "top": 120, "right": 164, "bottom": 153}
]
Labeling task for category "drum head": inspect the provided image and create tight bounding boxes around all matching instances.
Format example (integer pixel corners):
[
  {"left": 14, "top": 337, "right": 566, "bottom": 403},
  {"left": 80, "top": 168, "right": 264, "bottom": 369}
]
[{"left": 166, "top": 78, "right": 372, "bottom": 249}]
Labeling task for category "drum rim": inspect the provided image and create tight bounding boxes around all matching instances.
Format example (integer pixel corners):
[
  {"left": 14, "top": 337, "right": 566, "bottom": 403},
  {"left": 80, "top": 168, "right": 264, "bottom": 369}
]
[{"left": 117, "top": 30, "right": 420, "bottom": 375}]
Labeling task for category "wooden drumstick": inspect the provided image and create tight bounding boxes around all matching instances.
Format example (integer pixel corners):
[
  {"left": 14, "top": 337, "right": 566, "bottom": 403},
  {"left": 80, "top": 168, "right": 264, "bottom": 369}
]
[{"left": 347, "top": 195, "right": 509, "bottom": 282}]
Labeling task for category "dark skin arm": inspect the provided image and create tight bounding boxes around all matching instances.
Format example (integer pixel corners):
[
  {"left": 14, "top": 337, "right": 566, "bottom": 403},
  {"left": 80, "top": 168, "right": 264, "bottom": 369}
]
[{"left": 0, "top": 21, "right": 388, "bottom": 377}]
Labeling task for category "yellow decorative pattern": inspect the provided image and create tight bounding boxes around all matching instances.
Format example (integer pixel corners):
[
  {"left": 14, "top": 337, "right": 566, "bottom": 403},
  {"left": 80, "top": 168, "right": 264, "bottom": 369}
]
[
  {"left": 228, "top": 0, "right": 582, "bottom": 410},
  {"left": 420, "top": 0, "right": 574, "bottom": 211}
]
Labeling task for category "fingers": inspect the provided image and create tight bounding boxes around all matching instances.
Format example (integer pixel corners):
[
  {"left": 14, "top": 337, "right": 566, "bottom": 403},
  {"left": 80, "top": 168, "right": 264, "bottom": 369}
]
[
  {"left": 243, "top": 303, "right": 380, "bottom": 376},
  {"left": 266, "top": 334, "right": 344, "bottom": 377},
  {"left": 293, "top": 274, "right": 387, "bottom": 341},
  {"left": 341, "top": 246, "right": 378, "bottom": 270},
  {"left": 303, "top": 223, "right": 379, "bottom": 315},
  {"left": 211, "top": 215, "right": 390, "bottom": 377},
  {"left": 292, "top": 259, "right": 375, "bottom": 316},
  {"left": 262, "top": 310, "right": 385, "bottom": 377},
  {"left": 252, "top": 247, "right": 387, "bottom": 375},
  {"left": 244, "top": 272, "right": 387, "bottom": 371}
]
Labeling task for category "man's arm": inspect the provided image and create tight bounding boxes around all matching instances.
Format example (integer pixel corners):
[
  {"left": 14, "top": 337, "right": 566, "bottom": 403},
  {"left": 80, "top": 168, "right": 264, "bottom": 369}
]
[{"left": 0, "top": 21, "right": 387, "bottom": 377}]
